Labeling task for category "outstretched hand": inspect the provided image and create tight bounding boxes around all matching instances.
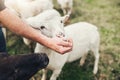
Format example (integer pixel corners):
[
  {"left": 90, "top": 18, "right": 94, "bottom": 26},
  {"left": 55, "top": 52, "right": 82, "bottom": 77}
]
[{"left": 48, "top": 37, "right": 73, "bottom": 54}]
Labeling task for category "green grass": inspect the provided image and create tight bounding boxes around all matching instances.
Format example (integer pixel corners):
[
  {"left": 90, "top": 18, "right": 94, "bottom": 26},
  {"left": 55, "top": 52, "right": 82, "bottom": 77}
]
[{"left": 6, "top": 0, "right": 120, "bottom": 80}]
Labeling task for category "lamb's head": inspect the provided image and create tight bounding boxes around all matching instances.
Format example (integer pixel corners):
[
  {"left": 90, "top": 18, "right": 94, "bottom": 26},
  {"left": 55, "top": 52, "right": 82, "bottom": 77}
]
[{"left": 26, "top": 9, "right": 69, "bottom": 38}]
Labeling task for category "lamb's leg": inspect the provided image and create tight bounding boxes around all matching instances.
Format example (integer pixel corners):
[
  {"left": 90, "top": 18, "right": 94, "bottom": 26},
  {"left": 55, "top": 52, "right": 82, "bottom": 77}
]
[
  {"left": 92, "top": 48, "right": 99, "bottom": 74},
  {"left": 23, "top": 38, "right": 34, "bottom": 53},
  {"left": 41, "top": 69, "right": 47, "bottom": 80},
  {"left": 2, "top": 28, "right": 6, "bottom": 39},
  {"left": 63, "top": 8, "right": 67, "bottom": 15},
  {"left": 23, "top": 37, "right": 31, "bottom": 46},
  {"left": 50, "top": 69, "right": 62, "bottom": 80},
  {"left": 80, "top": 53, "right": 87, "bottom": 66}
]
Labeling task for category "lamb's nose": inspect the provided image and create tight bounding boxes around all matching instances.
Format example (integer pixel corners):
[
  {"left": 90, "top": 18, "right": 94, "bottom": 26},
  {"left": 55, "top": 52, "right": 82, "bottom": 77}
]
[{"left": 56, "top": 32, "right": 65, "bottom": 37}]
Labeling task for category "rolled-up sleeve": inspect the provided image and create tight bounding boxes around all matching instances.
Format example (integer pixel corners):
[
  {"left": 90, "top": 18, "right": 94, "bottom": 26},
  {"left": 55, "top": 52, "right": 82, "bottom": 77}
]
[{"left": 0, "top": 0, "right": 6, "bottom": 11}]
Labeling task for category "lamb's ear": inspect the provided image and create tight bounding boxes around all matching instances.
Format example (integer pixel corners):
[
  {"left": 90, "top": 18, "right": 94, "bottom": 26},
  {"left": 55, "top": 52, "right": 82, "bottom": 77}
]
[
  {"left": 61, "top": 14, "right": 70, "bottom": 24},
  {"left": 26, "top": 18, "right": 37, "bottom": 29}
]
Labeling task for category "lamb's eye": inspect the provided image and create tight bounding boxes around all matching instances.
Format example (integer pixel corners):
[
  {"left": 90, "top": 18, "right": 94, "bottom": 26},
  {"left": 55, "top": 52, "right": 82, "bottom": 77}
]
[
  {"left": 40, "top": 26, "right": 45, "bottom": 29},
  {"left": 61, "top": 20, "right": 63, "bottom": 23}
]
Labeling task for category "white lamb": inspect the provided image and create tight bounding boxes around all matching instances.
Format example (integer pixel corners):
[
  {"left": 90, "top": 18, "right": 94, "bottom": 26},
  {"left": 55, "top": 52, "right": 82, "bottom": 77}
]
[
  {"left": 31, "top": 22, "right": 100, "bottom": 80},
  {"left": 57, "top": 0, "right": 73, "bottom": 15}
]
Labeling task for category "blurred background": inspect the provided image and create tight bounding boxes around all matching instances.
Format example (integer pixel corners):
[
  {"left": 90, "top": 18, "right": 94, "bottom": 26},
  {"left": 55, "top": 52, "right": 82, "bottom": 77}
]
[{"left": 6, "top": 0, "right": 120, "bottom": 80}]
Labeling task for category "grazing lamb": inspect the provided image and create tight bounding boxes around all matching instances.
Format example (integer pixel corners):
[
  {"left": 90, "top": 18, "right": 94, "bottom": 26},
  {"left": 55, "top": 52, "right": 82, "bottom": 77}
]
[
  {"left": 57, "top": 0, "right": 73, "bottom": 15},
  {"left": 28, "top": 21, "right": 100, "bottom": 80},
  {"left": 4, "top": 0, "right": 54, "bottom": 49}
]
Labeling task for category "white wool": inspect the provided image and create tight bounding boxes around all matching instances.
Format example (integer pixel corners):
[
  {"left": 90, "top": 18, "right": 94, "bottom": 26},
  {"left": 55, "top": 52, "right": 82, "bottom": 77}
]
[{"left": 5, "top": 0, "right": 53, "bottom": 18}]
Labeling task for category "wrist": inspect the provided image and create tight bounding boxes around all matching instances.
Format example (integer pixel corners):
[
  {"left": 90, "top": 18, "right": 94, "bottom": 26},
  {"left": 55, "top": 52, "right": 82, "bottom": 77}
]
[{"left": 37, "top": 34, "right": 54, "bottom": 49}]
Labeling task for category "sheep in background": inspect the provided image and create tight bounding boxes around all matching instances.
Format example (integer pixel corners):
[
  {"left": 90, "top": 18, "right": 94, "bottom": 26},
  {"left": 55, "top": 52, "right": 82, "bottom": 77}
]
[
  {"left": 5, "top": 0, "right": 53, "bottom": 19},
  {"left": 57, "top": 0, "right": 73, "bottom": 15},
  {"left": 27, "top": 19, "right": 100, "bottom": 80},
  {"left": 4, "top": 0, "right": 54, "bottom": 52}
]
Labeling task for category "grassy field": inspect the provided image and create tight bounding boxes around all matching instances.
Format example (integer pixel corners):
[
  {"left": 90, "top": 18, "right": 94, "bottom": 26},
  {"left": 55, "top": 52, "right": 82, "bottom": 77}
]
[{"left": 6, "top": 0, "right": 120, "bottom": 80}]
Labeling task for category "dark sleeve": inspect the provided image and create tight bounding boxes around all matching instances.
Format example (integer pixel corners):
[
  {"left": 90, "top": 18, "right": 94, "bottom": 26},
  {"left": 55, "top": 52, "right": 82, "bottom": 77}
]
[{"left": 0, "top": 0, "right": 6, "bottom": 11}]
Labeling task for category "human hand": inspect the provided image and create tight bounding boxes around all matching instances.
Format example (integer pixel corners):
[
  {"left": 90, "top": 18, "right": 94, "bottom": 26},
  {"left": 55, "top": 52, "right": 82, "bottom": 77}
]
[{"left": 47, "top": 37, "right": 73, "bottom": 54}]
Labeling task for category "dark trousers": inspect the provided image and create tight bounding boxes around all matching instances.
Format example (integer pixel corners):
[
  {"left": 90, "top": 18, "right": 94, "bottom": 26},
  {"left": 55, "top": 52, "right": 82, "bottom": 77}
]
[
  {"left": 0, "top": 53, "right": 49, "bottom": 80},
  {"left": 0, "top": 27, "right": 6, "bottom": 52}
]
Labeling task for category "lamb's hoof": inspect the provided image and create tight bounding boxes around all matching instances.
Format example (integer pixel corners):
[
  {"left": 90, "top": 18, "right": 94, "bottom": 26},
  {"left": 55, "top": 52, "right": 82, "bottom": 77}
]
[{"left": 93, "top": 69, "right": 98, "bottom": 75}]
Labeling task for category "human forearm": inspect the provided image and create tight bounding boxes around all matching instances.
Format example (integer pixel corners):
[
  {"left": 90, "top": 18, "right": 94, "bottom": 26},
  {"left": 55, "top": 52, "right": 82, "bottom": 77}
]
[
  {"left": 0, "top": 8, "right": 47, "bottom": 45},
  {"left": 0, "top": 8, "right": 33, "bottom": 35},
  {"left": 0, "top": 8, "right": 73, "bottom": 54}
]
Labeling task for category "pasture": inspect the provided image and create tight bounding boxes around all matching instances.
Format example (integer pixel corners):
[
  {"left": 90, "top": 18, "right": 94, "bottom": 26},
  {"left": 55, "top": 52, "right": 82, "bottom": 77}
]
[{"left": 6, "top": 0, "right": 120, "bottom": 80}]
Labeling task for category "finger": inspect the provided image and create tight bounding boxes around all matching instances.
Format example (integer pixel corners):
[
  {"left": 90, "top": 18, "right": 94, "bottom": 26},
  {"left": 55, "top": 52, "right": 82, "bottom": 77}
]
[
  {"left": 64, "top": 38, "right": 73, "bottom": 47},
  {"left": 59, "top": 47, "right": 72, "bottom": 54},
  {"left": 67, "top": 38, "right": 73, "bottom": 45},
  {"left": 58, "top": 40, "right": 71, "bottom": 47},
  {"left": 64, "top": 47, "right": 72, "bottom": 53}
]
